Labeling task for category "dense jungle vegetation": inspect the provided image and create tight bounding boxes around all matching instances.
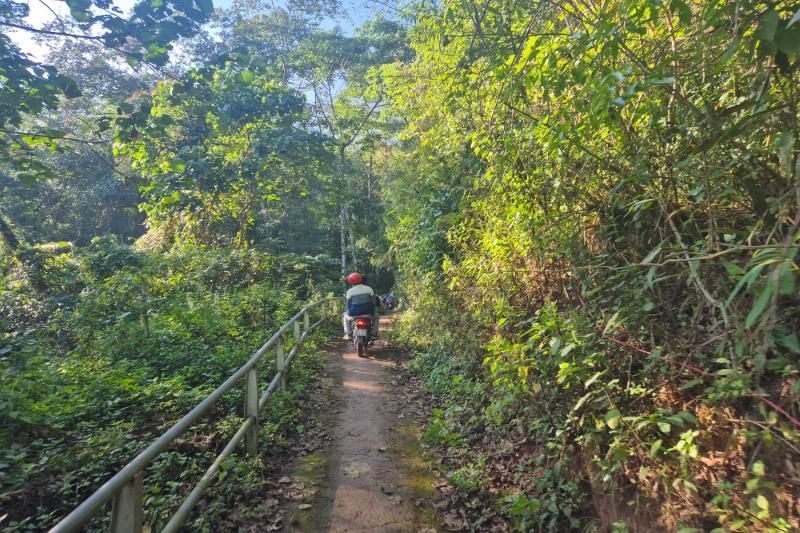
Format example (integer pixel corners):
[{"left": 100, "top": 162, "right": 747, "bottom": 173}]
[
  {"left": 2, "top": 0, "right": 799, "bottom": 531},
  {"left": 1, "top": 0, "right": 395, "bottom": 529},
  {"left": 383, "top": 0, "right": 800, "bottom": 530}
]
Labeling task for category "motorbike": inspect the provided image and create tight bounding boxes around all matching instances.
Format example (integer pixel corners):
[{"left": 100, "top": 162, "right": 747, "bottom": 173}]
[{"left": 350, "top": 315, "right": 374, "bottom": 357}]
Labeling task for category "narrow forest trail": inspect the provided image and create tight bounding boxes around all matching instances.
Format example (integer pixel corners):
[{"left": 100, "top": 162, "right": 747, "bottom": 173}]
[{"left": 284, "top": 314, "right": 441, "bottom": 532}]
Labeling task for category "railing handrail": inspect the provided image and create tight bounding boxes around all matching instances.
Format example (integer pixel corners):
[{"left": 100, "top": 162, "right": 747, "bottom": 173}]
[{"left": 49, "top": 295, "right": 338, "bottom": 533}]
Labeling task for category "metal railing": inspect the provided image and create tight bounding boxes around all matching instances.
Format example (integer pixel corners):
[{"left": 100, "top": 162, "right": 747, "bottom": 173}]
[{"left": 49, "top": 296, "right": 339, "bottom": 533}]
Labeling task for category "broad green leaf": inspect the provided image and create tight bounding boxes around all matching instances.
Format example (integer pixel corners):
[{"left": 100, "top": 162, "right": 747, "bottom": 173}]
[
  {"left": 722, "top": 260, "right": 745, "bottom": 278},
  {"left": 646, "top": 266, "right": 656, "bottom": 288},
  {"left": 646, "top": 77, "right": 675, "bottom": 85},
  {"left": 605, "top": 408, "right": 621, "bottom": 429},
  {"left": 777, "top": 27, "right": 800, "bottom": 55},
  {"left": 788, "top": 8, "right": 800, "bottom": 28},
  {"left": 669, "top": 0, "right": 691, "bottom": 24},
  {"left": 756, "top": 10, "right": 780, "bottom": 43},
  {"left": 755, "top": 494, "right": 769, "bottom": 511},
  {"left": 666, "top": 415, "right": 685, "bottom": 427},
  {"left": 602, "top": 311, "right": 621, "bottom": 335},
  {"left": 778, "top": 260, "right": 796, "bottom": 295},
  {"left": 725, "top": 264, "right": 765, "bottom": 307},
  {"left": 745, "top": 285, "right": 772, "bottom": 328},
  {"left": 679, "top": 378, "right": 704, "bottom": 390},
  {"left": 584, "top": 371, "right": 603, "bottom": 389},
  {"left": 17, "top": 173, "right": 38, "bottom": 185},
  {"left": 650, "top": 439, "right": 662, "bottom": 456},
  {"left": 640, "top": 243, "right": 662, "bottom": 265},
  {"left": 721, "top": 40, "right": 738, "bottom": 63},
  {"left": 572, "top": 391, "right": 593, "bottom": 412},
  {"left": 776, "top": 332, "right": 800, "bottom": 354}
]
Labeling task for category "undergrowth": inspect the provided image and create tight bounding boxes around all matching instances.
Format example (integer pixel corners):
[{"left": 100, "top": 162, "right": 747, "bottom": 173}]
[
  {"left": 0, "top": 238, "right": 338, "bottom": 531},
  {"left": 399, "top": 293, "right": 799, "bottom": 531}
]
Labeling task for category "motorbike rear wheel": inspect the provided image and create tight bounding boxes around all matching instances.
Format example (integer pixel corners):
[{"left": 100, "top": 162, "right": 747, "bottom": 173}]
[{"left": 356, "top": 337, "right": 366, "bottom": 357}]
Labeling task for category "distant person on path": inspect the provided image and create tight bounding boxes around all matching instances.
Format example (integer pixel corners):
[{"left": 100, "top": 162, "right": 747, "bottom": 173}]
[
  {"left": 385, "top": 292, "right": 396, "bottom": 310},
  {"left": 342, "top": 272, "right": 379, "bottom": 339}
]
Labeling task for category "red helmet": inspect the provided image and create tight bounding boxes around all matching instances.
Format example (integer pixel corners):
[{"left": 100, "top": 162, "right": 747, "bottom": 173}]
[{"left": 347, "top": 272, "right": 362, "bottom": 284}]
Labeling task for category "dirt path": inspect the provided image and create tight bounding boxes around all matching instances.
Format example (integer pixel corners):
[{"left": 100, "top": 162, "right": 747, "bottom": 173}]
[{"left": 286, "top": 315, "right": 440, "bottom": 532}]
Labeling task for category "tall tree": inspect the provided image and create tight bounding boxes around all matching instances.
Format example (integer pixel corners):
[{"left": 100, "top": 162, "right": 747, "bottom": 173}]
[
  {"left": 0, "top": 0, "right": 213, "bottom": 245},
  {"left": 215, "top": 0, "right": 411, "bottom": 274},
  {"left": 117, "top": 59, "right": 334, "bottom": 249}
]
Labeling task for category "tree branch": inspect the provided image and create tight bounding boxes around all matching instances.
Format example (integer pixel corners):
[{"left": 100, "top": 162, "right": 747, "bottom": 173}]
[
  {"left": 0, "top": 20, "right": 107, "bottom": 41},
  {"left": 0, "top": 128, "right": 109, "bottom": 145},
  {"left": 341, "top": 97, "right": 383, "bottom": 150}
]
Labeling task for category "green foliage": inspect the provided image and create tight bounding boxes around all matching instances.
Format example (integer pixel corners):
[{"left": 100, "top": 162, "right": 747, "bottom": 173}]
[
  {"left": 386, "top": 0, "right": 800, "bottom": 529},
  {"left": 1, "top": 1, "right": 397, "bottom": 530},
  {"left": 0, "top": 241, "right": 338, "bottom": 530},
  {"left": 501, "top": 493, "right": 540, "bottom": 531},
  {"left": 115, "top": 59, "right": 335, "bottom": 249},
  {"left": 0, "top": 0, "right": 211, "bottom": 183}
]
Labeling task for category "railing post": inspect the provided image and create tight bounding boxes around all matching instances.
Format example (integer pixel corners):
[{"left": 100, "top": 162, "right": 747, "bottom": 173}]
[
  {"left": 303, "top": 310, "right": 310, "bottom": 333},
  {"left": 245, "top": 368, "right": 258, "bottom": 456},
  {"left": 276, "top": 338, "right": 287, "bottom": 390},
  {"left": 110, "top": 472, "right": 143, "bottom": 533},
  {"left": 293, "top": 320, "right": 300, "bottom": 345}
]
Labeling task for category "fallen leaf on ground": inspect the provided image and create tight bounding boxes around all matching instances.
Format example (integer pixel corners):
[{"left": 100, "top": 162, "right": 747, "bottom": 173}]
[
  {"left": 443, "top": 512, "right": 467, "bottom": 531},
  {"left": 343, "top": 466, "right": 361, "bottom": 479},
  {"left": 278, "top": 476, "right": 292, "bottom": 484},
  {"left": 298, "top": 504, "right": 312, "bottom": 510}
]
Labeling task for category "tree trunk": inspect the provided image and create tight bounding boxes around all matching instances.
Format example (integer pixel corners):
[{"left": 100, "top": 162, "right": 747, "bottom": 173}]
[
  {"left": 348, "top": 217, "right": 358, "bottom": 271},
  {"left": 0, "top": 211, "right": 20, "bottom": 249},
  {"left": 339, "top": 142, "right": 348, "bottom": 280},
  {"left": 367, "top": 155, "right": 373, "bottom": 201},
  {"left": 340, "top": 203, "right": 348, "bottom": 277}
]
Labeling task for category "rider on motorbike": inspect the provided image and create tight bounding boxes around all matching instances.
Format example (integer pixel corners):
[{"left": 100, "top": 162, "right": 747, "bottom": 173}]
[{"left": 342, "top": 272, "right": 379, "bottom": 340}]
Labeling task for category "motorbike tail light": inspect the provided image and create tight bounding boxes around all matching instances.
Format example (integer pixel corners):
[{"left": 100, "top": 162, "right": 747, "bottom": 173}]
[{"left": 355, "top": 319, "right": 369, "bottom": 328}]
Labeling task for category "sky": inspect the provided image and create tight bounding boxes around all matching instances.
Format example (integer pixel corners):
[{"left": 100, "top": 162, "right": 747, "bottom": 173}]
[{"left": 10, "top": 0, "right": 379, "bottom": 60}]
